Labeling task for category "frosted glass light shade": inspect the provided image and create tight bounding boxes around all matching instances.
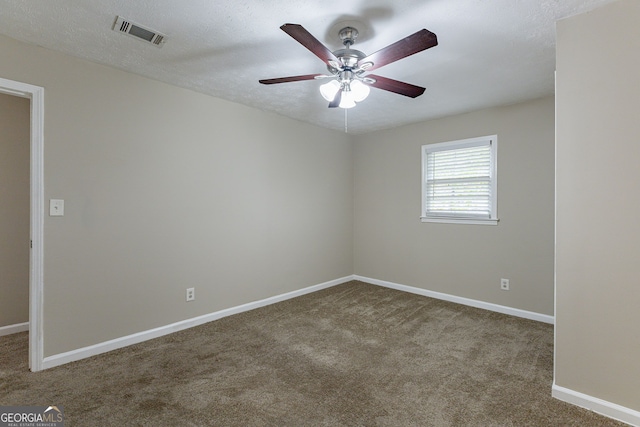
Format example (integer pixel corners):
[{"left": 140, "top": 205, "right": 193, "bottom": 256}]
[
  {"left": 319, "top": 79, "right": 366, "bottom": 108},
  {"left": 339, "top": 91, "right": 356, "bottom": 109},
  {"left": 319, "top": 80, "right": 341, "bottom": 101},
  {"left": 350, "top": 80, "right": 370, "bottom": 102}
]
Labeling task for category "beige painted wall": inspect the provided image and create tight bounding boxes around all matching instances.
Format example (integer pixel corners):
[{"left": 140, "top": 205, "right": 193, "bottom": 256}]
[
  {"left": 555, "top": 0, "right": 640, "bottom": 411},
  {"left": 0, "top": 34, "right": 353, "bottom": 356},
  {"left": 353, "top": 96, "right": 555, "bottom": 315},
  {"left": 0, "top": 92, "right": 30, "bottom": 327},
  {"left": 0, "top": 26, "right": 556, "bottom": 361}
]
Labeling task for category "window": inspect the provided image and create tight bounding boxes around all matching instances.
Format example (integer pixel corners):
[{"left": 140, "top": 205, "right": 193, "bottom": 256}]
[{"left": 421, "top": 135, "right": 498, "bottom": 225}]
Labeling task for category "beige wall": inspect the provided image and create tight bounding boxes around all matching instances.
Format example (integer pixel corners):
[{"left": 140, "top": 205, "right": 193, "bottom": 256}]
[
  {"left": 555, "top": 0, "right": 640, "bottom": 412},
  {"left": 0, "top": 34, "right": 353, "bottom": 356},
  {"left": 0, "top": 92, "right": 30, "bottom": 327},
  {"left": 0, "top": 24, "right": 556, "bottom": 361},
  {"left": 353, "top": 96, "right": 555, "bottom": 315}
]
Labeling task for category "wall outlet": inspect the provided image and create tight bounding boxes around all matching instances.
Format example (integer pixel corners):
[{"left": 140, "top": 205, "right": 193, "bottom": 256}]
[
  {"left": 186, "top": 287, "right": 195, "bottom": 302},
  {"left": 500, "top": 278, "right": 510, "bottom": 291}
]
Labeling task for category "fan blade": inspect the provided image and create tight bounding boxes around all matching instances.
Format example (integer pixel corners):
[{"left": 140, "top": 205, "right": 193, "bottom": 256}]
[
  {"left": 328, "top": 90, "right": 342, "bottom": 108},
  {"left": 361, "top": 29, "right": 437, "bottom": 72},
  {"left": 259, "top": 74, "right": 323, "bottom": 84},
  {"left": 280, "top": 24, "right": 339, "bottom": 66},
  {"left": 366, "top": 74, "right": 426, "bottom": 98}
]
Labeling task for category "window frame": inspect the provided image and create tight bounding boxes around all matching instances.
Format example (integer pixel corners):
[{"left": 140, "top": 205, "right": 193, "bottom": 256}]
[{"left": 421, "top": 135, "right": 498, "bottom": 225}]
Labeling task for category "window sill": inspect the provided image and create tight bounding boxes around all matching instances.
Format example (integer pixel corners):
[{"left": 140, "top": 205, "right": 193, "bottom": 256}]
[{"left": 420, "top": 217, "right": 499, "bottom": 225}]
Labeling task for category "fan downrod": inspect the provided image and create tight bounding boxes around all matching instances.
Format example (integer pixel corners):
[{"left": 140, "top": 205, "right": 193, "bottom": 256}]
[{"left": 338, "top": 27, "right": 358, "bottom": 47}]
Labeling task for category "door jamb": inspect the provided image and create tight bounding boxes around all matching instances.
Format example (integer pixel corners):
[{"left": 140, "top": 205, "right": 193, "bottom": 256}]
[{"left": 0, "top": 77, "right": 44, "bottom": 372}]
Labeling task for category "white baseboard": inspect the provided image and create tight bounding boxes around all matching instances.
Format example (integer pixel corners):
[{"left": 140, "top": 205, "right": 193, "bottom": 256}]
[
  {"left": 553, "top": 384, "right": 640, "bottom": 426},
  {"left": 354, "top": 275, "right": 555, "bottom": 324},
  {"left": 0, "top": 322, "right": 29, "bottom": 337},
  {"left": 41, "top": 274, "right": 554, "bottom": 370},
  {"left": 42, "top": 275, "right": 353, "bottom": 370}
]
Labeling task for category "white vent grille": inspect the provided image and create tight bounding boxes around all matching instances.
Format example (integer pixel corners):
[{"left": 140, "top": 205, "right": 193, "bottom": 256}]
[{"left": 112, "top": 16, "right": 166, "bottom": 47}]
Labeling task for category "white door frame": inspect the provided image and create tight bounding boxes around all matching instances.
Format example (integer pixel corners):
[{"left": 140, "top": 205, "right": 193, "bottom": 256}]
[{"left": 0, "top": 77, "right": 44, "bottom": 372}]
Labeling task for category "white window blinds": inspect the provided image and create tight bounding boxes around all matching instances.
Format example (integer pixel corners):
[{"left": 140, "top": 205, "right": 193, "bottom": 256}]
[{"left": 422, "top": 136, "right": 497, "bottom": 222}]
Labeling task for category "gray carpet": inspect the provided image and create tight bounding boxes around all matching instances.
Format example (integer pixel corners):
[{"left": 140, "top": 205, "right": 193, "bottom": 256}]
[{"left": 0, "top": 281, "right": 625, "bottom": 426}]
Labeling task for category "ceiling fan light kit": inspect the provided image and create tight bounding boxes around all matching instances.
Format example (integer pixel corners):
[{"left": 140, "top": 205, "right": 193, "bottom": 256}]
[
  {"left": 259, "top": 23, "right": 438, "bottom": 109},
  {"left": 319, "top": 79, "right": 370, "bottom": 109}
]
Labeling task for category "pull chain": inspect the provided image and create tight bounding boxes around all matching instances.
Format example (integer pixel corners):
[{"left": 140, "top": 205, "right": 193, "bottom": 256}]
[{"left": 344, "top": 108, "right": 348, "bottom": 133}]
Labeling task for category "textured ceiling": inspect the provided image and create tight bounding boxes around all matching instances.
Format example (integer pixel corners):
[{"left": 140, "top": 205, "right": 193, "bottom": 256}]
[{"left": 0, "top": 0, "right": 615, "bottom": 134}]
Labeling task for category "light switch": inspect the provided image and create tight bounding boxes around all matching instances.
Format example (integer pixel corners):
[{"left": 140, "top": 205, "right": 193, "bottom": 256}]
[{"left": 49, "top": 199, "right": 64, "bottom": 216}]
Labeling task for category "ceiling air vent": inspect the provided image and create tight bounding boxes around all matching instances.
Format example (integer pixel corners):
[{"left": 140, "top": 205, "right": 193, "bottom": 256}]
[{"left": 112, "top": 16, "right": 166, "bottom": 48}]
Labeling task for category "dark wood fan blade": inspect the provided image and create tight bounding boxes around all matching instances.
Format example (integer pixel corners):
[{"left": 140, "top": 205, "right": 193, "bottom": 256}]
[
  {"left": 280, "top": 24, "right": 339, "bottom": 66},
  {"left": 259, "top": 74, "right": 323, "bottom": 85},
  {"left": 328, "top": 90, "right": 342, "bottom": 108},
  {"left": 361, "top": 29, "right": 437, "bottom": 72},
  {"left": 366, "top": 74, "right": 426, "bottom": 98}
]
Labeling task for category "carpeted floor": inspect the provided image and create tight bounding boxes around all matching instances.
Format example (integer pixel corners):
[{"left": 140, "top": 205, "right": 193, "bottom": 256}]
[{"left": 0, "top": 281, "right": 626, "bottom": 426}]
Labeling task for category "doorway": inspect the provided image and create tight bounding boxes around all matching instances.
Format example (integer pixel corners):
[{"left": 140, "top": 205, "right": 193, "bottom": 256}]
[
  {"left": 0, "top": 93, "right": 29, "bottom": 335},
  {"left": 0, "top": 77, "right": 44, "bottom": 372}
]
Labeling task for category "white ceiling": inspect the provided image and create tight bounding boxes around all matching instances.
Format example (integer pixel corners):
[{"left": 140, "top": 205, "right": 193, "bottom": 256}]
[{"left": 0, "top": 0, "right": 614, "bottom": 134}]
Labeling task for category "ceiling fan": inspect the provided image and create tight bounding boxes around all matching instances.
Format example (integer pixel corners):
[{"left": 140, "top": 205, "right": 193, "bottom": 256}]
[{"left": 259, "top": 23, "right": 438, "bottom": 109}]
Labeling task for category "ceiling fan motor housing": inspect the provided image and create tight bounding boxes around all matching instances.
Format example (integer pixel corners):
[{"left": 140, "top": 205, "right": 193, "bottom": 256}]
[
  {"left": 328, "top": 48, "right": 366, "bottom": 73},
  {"left": 328, "top": 27, "right": 366, "bottom": 73}
]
